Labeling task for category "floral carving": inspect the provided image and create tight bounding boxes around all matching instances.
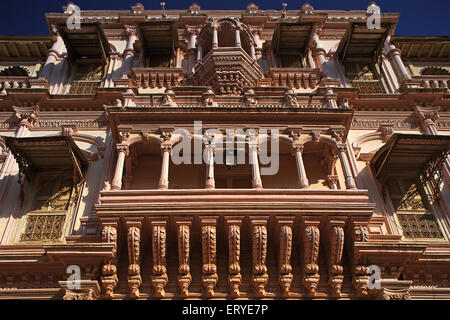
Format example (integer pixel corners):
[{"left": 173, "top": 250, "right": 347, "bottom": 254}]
[
  {"left": 101, "top": 225, "right": 118, "bottom": 298},
  {"left": 279, "top": 225, "right": 293, "bottom": 297},
  {"left": 152, "top": 222, "right": 168, "bottom": 297},
  {"left": 328, "top": 225, "right": 344, "bottom": 298},
  {"left": 303, "top": 225, "right": 320, "bottom": 297},
  {"left": 252, "top": 223, "right": 268, "bottom": 297},
  {"left": 177, "top": 223, "right": 192, "bottom": 297},
  {"left": 228, "top": 224, "right": 242, "bottom": 298},
  {"left": 201, "top": 222, "right": 218, "bottom": 297},
  {"left": 127, "top": 225, "right": 142, "bottom": 298}
]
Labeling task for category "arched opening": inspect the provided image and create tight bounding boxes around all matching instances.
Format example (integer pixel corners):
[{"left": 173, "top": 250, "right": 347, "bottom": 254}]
[
  {"left": 0, "top": 66, "right": 29, "bottom": 77},
  {"left": 302, "top": 141, "right": 337, "bottom": 190},
  {"left": 127, "top": 140, "right": 162, "bottom": 190},
  {"left": 420, "top": 66, "right": 450, "bottom": 76},
  {"left": 261, "top": 138, "right": 299, "bottom": 188},
  {"left": 168, "top": 137, "right": 206, "bottom": 189},
  {"left": 213, "top": 136, "right": 253, "bottom": 189},
  {"left": 217, "top": 21, "right": 236, "bottom": 48}
]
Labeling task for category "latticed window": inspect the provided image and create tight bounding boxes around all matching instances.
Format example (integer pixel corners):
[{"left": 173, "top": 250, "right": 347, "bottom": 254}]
[
  {"left": 68, "top": 63, "right": 104, "bottom": 94},
  {"left": 20, "top": 177, "right": 74, "bottom": 242},
  {"left": 346, "top": 62, "right": 385, "bottom": 93},
  {"left": 279, "top": 55, "right": 306, "bottom": 68},
  {"left": 386, "top": 177, "right": 444, "bottom": 239}
]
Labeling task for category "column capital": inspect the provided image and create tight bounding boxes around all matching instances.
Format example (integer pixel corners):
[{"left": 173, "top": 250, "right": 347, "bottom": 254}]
[
  {"left": 415, "top": 104, "right": 440, "bottom": 123},
  {"left": 13, "top": 104, "right": 39, "bottom": 129},
  {"left": 124, "top": 25, "right": 137, "bottom": 37},
  {"left": 116, "top": 144, "right": 129, "bottom": 155},
  {"left": 336, "top": 143, "right": 347, "bottom": 153},
  {"left": 291, "top": 142, "right": 304, "bottom": 155}
]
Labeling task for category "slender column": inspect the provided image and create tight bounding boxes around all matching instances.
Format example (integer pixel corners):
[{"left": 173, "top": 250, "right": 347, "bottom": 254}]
[
  {"left": 187, "top": 27, "right": 199, "bottom": 78},
  {"left": 200, "top": 216, "right": 219, "bottom": 297},
  {"left": 205, "top": 142, "right": 215, "bottom": 189},
  {"left": 39, "top": 26, "right": 64, "bottom": 79},
  {"left": 111, "top": 145, "right": 129, "bottom": 190},
  {"left": 176, "top": 218, "right": 192, "bottom": 297},
  {"left": 235, "top": 28, "right": 241, "bottom": 47},
  {"left": 312, "top": 33, "right": 326, "bottom": 67},
  {"left": 100, "top": 221, "right": 119, "bottom": 298},
  {"left": 126, "top": 219, "right": 143, "bottom": 298},
  {"left": 384, "top": 36, "right": 411, "bottom": 81},
  {"left": 196, "top": 38, "right": 203, "bottom": 61},
  {"left": 225, "top": 216, "right": 244, "bottom": 298},
  {"left": 121, "top": 26, "right": 137, "bottom": 78},
  {"left": 301, "top": 216, "right": 321, "bottom": 297},
  {"left": 337, "top": 144, "right": 357, "bottom": 189},
  {"left": 249, "top": 135, "right": 263, "bottom": 189},
  {"left": 250, "top": 43, "right": 256, "bottom": 60},
  {"left": 158, "top": 143, "right": 171, "bottom": 190},
  {"left": 150, "top": 218, "right": 168, "bottom": 298},
  {"left": 212, "top": 26, "right": 218, "bottom": 49},
  {"left": 292, "top": 143, "right": 309, "bottom": 189},
  {"left": 250, "top": 216, "right": 269, "bottom": 297},
  {"left": 277, "top": 217, "right": 294, "bottom": 297}
]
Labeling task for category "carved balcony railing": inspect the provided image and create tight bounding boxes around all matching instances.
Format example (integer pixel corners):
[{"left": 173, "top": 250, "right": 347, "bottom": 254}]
[
  {"left": 68, "top": 80, "right": 101, "bottom": 95},
  {"left": 0, "top": 76, "right": 31, "bottom": 94},
  {"left": 265, "top": 68, "right": 321, "bottom": 89},
  {"left": 94, "top": 189, "right": 374, "bottom": 299},
  {"left": 351, "top": 79, "right": 385, "bottom": 94},
  {"left": 415, "top": 75, "right": 450, "bottom": 90},
  {"left": 131, "top": 67, "right": 184, "bottom": 89},
  {"left": 194, "top": 47, "right": 263, "bottom": 95}
]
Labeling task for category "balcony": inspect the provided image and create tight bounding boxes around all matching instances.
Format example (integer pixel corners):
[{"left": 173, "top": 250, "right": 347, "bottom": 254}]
[
  {"left": 131, "top": 67, "right": 184, "bottom": 89},
  {"left": 193, "top": 47, "right": 263, "bottom": 95},
  {"left": 265, "top": 68, "right": 321, "bottom": 89},
  {"left": 0, "top": 76, "right": 31, "bottom": 94},
  {"left": 68, "top": 80, "right": 101, "bottom": 95}
]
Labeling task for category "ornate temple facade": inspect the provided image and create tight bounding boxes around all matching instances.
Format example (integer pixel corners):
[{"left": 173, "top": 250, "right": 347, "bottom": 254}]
[{"left": 0, "top": 3, "right": 449, "bottom": 300}]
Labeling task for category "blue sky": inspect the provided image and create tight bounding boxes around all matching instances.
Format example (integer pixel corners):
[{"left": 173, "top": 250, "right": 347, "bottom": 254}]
[{"left": 0, "top": 0, "right": 449, "bottom": 36}]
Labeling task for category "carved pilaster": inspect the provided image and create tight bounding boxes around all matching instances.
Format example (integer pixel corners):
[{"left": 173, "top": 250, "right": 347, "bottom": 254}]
[
  {"left": 176, "top": 219, "right": 192, "bottom": 297},
  {"left": 301, "top": 217, "right": 321, "bottom": 297},
  {"left": 150, "top": 218, "right": 168, "bottom": 298},
  {"left": 225, "top": 216, "right": 243, "bottom": 298},
  {"left": 327, "top": 218, "right": 346, "bottom": 298},
  {"left": 100, "top": 222, "right": 119, "bottom": 298},
  {"left": 351, "top": 224, "right": 370, "bottom": 297},
  {"left": 250, "top": 216, "right": 269, "bottom": 297},
  {"left": 126, "top": 220, "right": 143, "bottom": 298},
  {"left": 277, "top": 217, "right": 294, "bottom": 297},
  {"left": 200, "top": 217, "right": 218, "bottom": 298}
]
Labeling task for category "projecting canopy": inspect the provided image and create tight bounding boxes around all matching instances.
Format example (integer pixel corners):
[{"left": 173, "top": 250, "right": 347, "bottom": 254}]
[
  {"left": 272, "top": 22, "right": 314, "bottom": 57},
  {"left": 337, "top": 22, "right": 391, "bottom": 64},
  {"left": 4, "top": 135, "right": 88, "bottom": 182},
  {"left": 370, "top": 133, "right": 450, "bottom": 181}
]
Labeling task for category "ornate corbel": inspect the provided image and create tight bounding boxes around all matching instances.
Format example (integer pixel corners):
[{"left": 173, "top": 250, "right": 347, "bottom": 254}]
[
  {"left": 276, "top": 217, "right": 294, "bottom": 297},
  {"left": 150, "top": 218, "right": 168, "bottom": 298},
  {"left": 126, "top": 219, "right": 143, "bottom": 298},
  {"left": 176, "top": 219, "right": 192, "bottom": 297},
  {"left": 59, "top": 280, "right": 100, "bottom": 300},
  {"left": 100, "top": 221, "right": 119, "bottom": 298},
  {"left": 225, "top": 216, "right": 243, "bottom": 298},
  {"left": 159, "top": 88, "right": 177, "bottom": 107},
  {"left": 301, "top": 217, "right": 321, "bottom": 297},
  {"left": 200, "top": 217, "right": 219, "bottom": 298},
  {"left": 250, "top": 216, "right": 269, "bottom": 297},
  {"left": 326, "top": 218, "right": 346, "bottom": 298},
  {"left": 378, "top": 122, "right": 394, "bottom": 141},
  {"left": 284, "top": 89, "right": 300, "bottom": 107},
  {"left": 202, "top": 88, "right": 218, "bottom": 107},
  {"left": 244, "top": 89, "right": 258, "bottom": 107},
  {"left": 350, "top": 223, "right": 370, "bottom": 298}
]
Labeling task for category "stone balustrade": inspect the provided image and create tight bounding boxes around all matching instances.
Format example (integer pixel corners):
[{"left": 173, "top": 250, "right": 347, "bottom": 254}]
[
  {"left": 266, "top": 68, "right": 321, "bottom": 89},
  {"left": 131, "top": 67, "right": 184, "bottom": 89},
  {"left": 0, "top": 78, "right": 31, "bottom": 94}
]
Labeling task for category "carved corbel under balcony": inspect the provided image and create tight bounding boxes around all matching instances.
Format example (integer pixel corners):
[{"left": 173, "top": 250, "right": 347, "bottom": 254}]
[
  {"left": 378, "top": 122, "right": 394, "bottom": 141},
  {"left": 326, "top": 217, "right": 346, "bottom": 298},
  {"left": 244, "top": 89, "right": 258, "bottom": 107},
  {"left": 150, "top": 218, "right": 168, "bottom": 298},
  {"left": 350, "top": 223, "right": 370, "bottom": 298},
  {"left": 301, "top": 216, "right": 321, "bottom": 297},
  {"left": 159, "top": 88, "right": 177, "bottom": 107},
  {"left": 250, "top": 216, "right": 269, "bottom": 297},
  {"left": 202, "top": 88, "right": 218, "bottom": 107},
  {"left": 200, "top": 217, "right": 219, "bottom": 298},
  {"left": 276, "top": 217, "right": 295, "bottom": 297},
  {"left": 100, "top": 220, "right": 119, "bottom": 298},
  {"left": 284, "top": 88, "right": 300, "bottom": 107},
  {"left": 176, "top": 218, "right": 192, "bottom": 297},
  {"left": 225, "top": 216, "right": 243, "bottom": 298},
  {"left": 59, "top": 280, "right": 101, "bottom": 300},
  {"left": 126, "top": 219, "right": 143, "bottom": 298}
]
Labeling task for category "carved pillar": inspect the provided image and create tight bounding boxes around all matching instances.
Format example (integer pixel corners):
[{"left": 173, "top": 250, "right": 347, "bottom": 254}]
[
  {"left": 126, "top": 219, "right": 143, "bottom": 298},
  {"left": 158, "top": 133, "right": 172, "bottom": 189},
  {"left": 384, "top": 36, "right": 412, "bottom": 81},
  {"left": 187, "top": 26, "right": 200, "bottom": 78},
  {"left": 39, "top": 25, "right": 64, "bottom": 79},
  {"left": 196, "top": 37, "right": 203, "bottom": 62},
  {"left": 250, "top": 42, "right": 256, "bottom": 60},
  {"left": 121, "top": 25, "right": 137, "bottom": 78},
  {"left": 205, "top": 142, "right": 215, "bottom": 189},
  {"left": 326, "top": 175, "right": 339, "bottom": 189},
  {"left": 326, "top": 218, "right": 346, "bottom": 298},
  {"left": 337, "top": 144, "right": 357, "bottom": 189},
  {"left": 349, "top": 221, "right": 370, "bottom": 297},
  {"left": 301, "top": 216, "right": 321, "bottom": 297},
  {"left": 200, "top": 216, "right": 219, "bottom": 297},
  {"left": 111, "top": 144, "right": 129, "bottom": 190},
  {"left": 212, "top": 26, "right": 218, "bottom": 49},
  {"left": 176, "top": 218, "right": 192, "bottom": 297},
  {"left": 276, "top": 217, "right": 294, "bottom": 297},
  {"left": 292, "top": 143, "right": 309, "bottom": 189},
  {"left": 250, "top": 216, "right": 269, "bottom": 297},
  {"left": 249, "top": 134, "right": 263, "bottom": 189},
  {"left": 225, "top": 216, "right": 244, "bottom": 298},
  {"left": 312, "top": 33, "right": 326, "bottom": 69},
  {"left": 235, "top": 28, "right": 241, "bottom": 47},
  {"left": 100, "top": 221, "right": 119, "bottom": 298},
  {"left": 150, "top": 218, "right": 168, "bottom": 298}
]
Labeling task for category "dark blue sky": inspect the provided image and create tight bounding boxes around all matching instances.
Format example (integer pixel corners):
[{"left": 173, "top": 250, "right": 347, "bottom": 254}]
[{"left": 0, "top": 0, "right": 449, "bottom": 36}]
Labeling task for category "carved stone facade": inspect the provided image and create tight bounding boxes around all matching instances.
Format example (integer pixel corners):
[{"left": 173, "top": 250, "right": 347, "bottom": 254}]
[{"left": 0, "top": 4, "right": 448, "bottom": 301}]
